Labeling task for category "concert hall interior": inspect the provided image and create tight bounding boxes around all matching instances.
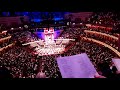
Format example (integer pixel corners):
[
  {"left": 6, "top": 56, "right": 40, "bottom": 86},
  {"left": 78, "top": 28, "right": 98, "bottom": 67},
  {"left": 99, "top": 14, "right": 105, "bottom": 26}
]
[{"left": 0, "top": 11, "right": 120, "bottom": 78}]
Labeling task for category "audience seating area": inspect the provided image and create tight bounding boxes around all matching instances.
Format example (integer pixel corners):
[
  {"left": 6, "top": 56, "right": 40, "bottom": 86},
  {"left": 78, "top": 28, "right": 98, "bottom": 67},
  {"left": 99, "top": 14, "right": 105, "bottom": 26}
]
[{"left": 0, "top": 12, "right": 120, "bottom": 78}]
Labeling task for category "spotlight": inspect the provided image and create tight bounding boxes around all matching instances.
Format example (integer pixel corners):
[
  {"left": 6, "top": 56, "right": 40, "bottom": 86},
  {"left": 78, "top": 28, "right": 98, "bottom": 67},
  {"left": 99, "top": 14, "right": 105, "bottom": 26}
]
[
  {"left": 24, "top": 25, "right": 28, "bottom": 28},
  {"left": 11, "top": 28, "right": 14, "bottom": 30},
  {"left": 67, "top": 22, "right": 69, "bottom": 25},
  {"left": 73, "top": 23, "right": 75, "bottom": 25}
]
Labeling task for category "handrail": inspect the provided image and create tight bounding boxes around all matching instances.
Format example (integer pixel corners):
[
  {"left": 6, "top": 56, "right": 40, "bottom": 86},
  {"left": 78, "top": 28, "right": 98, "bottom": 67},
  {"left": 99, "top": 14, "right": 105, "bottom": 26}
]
[
  {"left": 84, "top": 30, "right": 118, "bottom": 41},
  {"left": 0, "top": 42, "right": 16, "bottom": 52},
  {"left": 0, "top": 36, "right": 11, "bottom": 43},
  {"left": 82, "top": 37, "right": 120, "bottom": 57}
]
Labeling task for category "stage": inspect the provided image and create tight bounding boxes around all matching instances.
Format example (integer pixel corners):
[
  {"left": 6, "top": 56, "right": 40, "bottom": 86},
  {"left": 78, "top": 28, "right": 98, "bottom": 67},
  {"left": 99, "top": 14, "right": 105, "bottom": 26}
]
[{"left": 22, "top": 27, "right": 75, "bottom": 56}]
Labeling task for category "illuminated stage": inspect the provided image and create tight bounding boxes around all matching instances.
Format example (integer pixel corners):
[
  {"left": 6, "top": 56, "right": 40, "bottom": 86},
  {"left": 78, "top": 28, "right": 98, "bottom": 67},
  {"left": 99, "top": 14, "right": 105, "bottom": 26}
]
[
  {"left": 34, "top": 42, "right": 65, "bottom": 56},
  {"left": 23, "top": 38, "right": 74, "bottom": 56},
  {"left": 22, "top": 27, "right": 75, "bottom": 56}
]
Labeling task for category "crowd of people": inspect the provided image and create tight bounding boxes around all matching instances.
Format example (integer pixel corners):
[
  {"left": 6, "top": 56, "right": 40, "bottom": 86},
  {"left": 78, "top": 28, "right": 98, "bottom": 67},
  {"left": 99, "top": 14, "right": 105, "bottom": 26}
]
[
  {"left": 0, "top": 33, "right": 8, "bottom": 39},
  {"left": 0, "top": 26, "right": 119, "bottom": 78},
  {"left": 60, "top": 27, "right": 85, "bottom": 39},
  {"left": 0, "top": 45, "right": 39, "bottom": 78},
  {"left": 87, "top": 27, "right": 119, "bottom": 37},
  {"left": 0, "top": 31, "right": 40, "bottom": 78},
  {"left": 59, "top": 28, "right": 120, "bottom": 78},
  {"left": 0, "top": 12, "right": 120, "bottom": 78},
  {"left": 37, "top": 27, "right": 119, "bottom": 78},
  {"left": 0, "top": 31, "right": 13, "bottom": 48},
  {"left": 85, "top": 32, "right": 118, "bottom": 50},
  {"left": 87, "top": 12, "right": 120, "bottom": 27}
]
